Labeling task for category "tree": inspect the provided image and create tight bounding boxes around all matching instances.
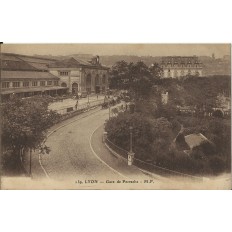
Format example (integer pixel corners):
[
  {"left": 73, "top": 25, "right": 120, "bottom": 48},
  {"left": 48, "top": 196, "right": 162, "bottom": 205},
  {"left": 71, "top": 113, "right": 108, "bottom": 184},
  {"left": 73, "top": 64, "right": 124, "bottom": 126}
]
[
  {"left": 109, "top": 60, "right": 164, "bottom": 100},
  {"left": 129, "top": 61, "right": 153, "bottom": 100},
  {"left": 149, "top": 62, "right": 163, "bottom": 81},
  {"left": 131, "top": 76, "right": 152, "bottom": 100},
  {"left": 109, "top": 60, "right": 130, "bottom": 89},
  {"left": 1, "top": 96, "right": 61, "bottom": 164}
]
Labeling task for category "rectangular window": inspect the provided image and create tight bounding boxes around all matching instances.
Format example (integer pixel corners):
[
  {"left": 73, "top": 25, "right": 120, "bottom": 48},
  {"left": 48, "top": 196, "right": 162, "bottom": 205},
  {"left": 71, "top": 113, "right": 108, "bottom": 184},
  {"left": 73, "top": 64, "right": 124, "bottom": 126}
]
[
  {"left": 13, "top": 82, "right": 20, "bottom": 88},
  {"left": 60, "top": 71, "right": 69, "bottom": 76},
  {"left": 54, "top": 81, "right": 58, "bottom": 86},
  {"left": 47, "top": 81, "right": 52, "bottom": 85},
  {"left": 32, "top": 81, "right": 38, "bottom": 86},
  {"left": 40, "top": 81, "right": 45, "bottom": 86},
  {"left": 23, "top": 81, "right": 29, "bottom": 87},
  {"left": 2, "top": 82, "right": 10, "bottom": 88}
]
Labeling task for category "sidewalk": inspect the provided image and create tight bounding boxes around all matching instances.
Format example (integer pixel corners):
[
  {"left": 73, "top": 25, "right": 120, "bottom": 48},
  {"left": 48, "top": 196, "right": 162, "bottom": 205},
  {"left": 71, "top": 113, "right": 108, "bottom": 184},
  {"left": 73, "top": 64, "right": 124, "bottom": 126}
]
[{"left": 48, "top": 95, "right": 105, "bottom": 111}]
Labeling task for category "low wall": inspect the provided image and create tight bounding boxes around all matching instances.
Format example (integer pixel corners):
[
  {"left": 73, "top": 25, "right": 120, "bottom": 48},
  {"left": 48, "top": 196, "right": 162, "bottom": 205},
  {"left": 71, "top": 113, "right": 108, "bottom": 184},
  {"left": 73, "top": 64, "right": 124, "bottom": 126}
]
[
  {"left": 104, "top": 136, "right": 203, "bottom": 181},
  {"left": 55, "top": 99, "right": 104, "bottom": 115}
]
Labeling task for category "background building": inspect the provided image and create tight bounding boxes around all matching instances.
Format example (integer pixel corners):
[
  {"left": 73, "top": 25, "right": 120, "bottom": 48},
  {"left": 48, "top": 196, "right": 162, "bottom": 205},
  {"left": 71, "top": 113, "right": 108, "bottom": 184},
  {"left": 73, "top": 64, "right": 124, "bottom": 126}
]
[{"left": 160, "top": 56, "right": 203, "bottom": 78}]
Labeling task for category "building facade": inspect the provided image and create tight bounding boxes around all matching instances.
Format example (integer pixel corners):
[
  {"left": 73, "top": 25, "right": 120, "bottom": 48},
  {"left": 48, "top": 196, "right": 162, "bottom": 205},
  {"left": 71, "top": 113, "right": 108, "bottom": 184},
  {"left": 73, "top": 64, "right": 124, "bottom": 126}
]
[
  {"left": 0, "top": 53, "right": 68, "bottom": 100},
  {"left": 160, "top": 56, "right": 203, "bottom": 78},
  {"left": 1, "top": 70, "right": 63, "bottom": 98},
  {"left": 0, "top": 53, "right": 109, "bottom": 100},
  {"left": 49, "top": 56, "right": 109, "bottom": 95}
]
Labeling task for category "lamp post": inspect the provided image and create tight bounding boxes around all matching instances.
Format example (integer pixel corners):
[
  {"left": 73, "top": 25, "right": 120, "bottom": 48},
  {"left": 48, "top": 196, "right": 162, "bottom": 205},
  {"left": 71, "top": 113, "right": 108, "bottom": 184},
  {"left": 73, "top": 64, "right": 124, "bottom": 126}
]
[
  {"left": 108, "top": 101, "right": 111, "bottom": 120},
  {"left": 127, "top": 126, "right": 135, "bottom": 166},
  {"left": 87, "top": 91, "right": 90, "bottom": 110},
  {"left": 29, "top": 149, "right": 32, "bottom": 177}
]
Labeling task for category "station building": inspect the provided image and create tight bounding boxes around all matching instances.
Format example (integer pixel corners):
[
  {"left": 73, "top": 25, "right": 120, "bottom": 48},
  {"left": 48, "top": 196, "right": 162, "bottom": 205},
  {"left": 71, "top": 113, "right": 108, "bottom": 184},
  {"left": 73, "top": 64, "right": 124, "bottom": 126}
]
[
  {"left": 0, "top": 53, "right": 67, "bottom": 100},
  {"left": 49, "top": 55, "right": 109, "bottom": 95},
  {"left": 0, "top": 53, "right": 109, "bottom": 100},
  {"left": 160, "top": 56, "right": 203, "bottom": 78}
]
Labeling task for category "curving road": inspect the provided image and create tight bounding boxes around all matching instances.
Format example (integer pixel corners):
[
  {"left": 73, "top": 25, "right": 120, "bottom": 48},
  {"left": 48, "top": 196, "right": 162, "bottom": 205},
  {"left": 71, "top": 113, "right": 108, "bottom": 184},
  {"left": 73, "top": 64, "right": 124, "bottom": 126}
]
[
  {"left": 40, "top": 109, "right": 118, "bottom": 181},
  {"left": 38, "top": 107, "right": 161, "bottom": 189},
  {"left": 37, "top": 108, "right": 231, "bottom": 190}
]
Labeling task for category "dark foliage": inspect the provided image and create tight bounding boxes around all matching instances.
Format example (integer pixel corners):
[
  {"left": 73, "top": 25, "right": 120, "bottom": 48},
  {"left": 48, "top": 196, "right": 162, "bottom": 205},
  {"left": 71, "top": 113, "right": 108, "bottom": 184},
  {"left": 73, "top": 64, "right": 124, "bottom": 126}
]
[{"left": 1, "top": 96, "right": 61, "bottom": 173}]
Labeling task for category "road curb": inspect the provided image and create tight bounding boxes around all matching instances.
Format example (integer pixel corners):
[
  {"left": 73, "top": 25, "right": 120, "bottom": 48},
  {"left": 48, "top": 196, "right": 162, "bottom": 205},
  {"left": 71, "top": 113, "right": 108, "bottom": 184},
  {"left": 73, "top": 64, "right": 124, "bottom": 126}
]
[
  {"left": 89, "top": 124, "right": 129, "bottom": 179},
  {"left": 38, "top": 107, "right": 102, "bottom": 179}
]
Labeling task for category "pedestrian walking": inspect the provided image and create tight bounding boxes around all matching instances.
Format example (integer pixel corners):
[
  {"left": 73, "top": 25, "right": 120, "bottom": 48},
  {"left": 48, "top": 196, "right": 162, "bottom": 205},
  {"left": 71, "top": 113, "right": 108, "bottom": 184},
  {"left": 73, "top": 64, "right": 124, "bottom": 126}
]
[{"left": 75, "top": 100, "right": 79, "bottom": 110}]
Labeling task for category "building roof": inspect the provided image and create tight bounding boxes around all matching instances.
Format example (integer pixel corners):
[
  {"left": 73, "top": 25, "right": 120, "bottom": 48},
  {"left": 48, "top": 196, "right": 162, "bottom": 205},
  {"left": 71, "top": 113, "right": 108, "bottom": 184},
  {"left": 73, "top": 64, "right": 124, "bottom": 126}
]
[
  {"left": 49, "top": 57, "right": 86, "bottom": 68},
  {"left": 184, "top": 133, "right": 210, "bottom": 150},
  {"left": 1, "top": 53, "right": 109, "bottom": 72},
  {"left": 161, "top": 56, "right": 203, "bottom": 68},
  {"left": 49, "top": 57, "right": 109, "bottom": 70},
  {"left": 16, "top": 56, "right": 55, "bottom": 64},
  {"left": 1, "top": 53, "right": 55, "bottom": 71},
  {"left": 1, "top": 53, "right": 56, "bottom": 63},
  {"left": 25, "top": 62, "right": 50, "bottom": 71},
  {"left": 1, "top": 58, "right": 38, "bottom": 71},
  {"left": 1, "top": 70, "right": 59, "bottom": 80}
]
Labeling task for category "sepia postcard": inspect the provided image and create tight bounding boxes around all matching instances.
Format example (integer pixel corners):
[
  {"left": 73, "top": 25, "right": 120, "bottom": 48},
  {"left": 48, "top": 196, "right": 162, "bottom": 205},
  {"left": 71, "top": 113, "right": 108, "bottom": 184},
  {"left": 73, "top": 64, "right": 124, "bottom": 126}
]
[{"left": 0, "top": 43, "right": 231, "bottom": 190}]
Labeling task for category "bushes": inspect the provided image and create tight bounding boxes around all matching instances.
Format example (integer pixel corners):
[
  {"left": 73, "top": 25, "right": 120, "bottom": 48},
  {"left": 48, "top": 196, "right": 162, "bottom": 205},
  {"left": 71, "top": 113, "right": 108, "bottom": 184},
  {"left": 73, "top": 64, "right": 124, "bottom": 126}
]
[
  {"left": 209, "top": 156, "right": 225, "bottom": 174},
  {"left": 105, "top": 112, "right": 154, "bottom": 154},
  {"left": 106, "top": 113, "right": 177, "bottom": 164},
  {"left": 106, "top": 111, "right": 230, "bottom": 176}
]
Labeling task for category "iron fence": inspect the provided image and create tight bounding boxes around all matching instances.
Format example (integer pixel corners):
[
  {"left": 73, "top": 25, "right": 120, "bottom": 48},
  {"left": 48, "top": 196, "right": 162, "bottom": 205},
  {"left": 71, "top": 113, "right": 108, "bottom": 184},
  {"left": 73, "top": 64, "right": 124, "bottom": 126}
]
[
  {"left": 105, "top": 138, "right": 128, "bottom": 160},
  {"left": 105, "top": 136, "right": 203, "bottom": 181}
]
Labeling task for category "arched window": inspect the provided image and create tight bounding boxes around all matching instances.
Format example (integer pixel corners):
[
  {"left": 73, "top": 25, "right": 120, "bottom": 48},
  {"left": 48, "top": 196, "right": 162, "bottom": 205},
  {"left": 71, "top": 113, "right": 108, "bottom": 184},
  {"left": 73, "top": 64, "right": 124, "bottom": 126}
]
[
  {"left": 72, "top": 83, "right": 78, "bottom": 94},
  {"left": 86, "top": 74, "right": 92, "bottom": 93},
  {"left": 61, "top": 82, "right": 67, "bottom": 87},
  {"left": 102, "top": 75, "right": 106, "bottom": 84},
  {"left": 195, "top": 71, "right": 200, "bottom": 76}
]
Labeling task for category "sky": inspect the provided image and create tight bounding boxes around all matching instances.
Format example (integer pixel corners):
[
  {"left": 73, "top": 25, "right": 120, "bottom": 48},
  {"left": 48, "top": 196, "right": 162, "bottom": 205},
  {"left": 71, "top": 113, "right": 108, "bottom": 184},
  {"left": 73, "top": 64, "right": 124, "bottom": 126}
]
[{"left": 1, "top": 44, "right": 231, "bottom": 58}]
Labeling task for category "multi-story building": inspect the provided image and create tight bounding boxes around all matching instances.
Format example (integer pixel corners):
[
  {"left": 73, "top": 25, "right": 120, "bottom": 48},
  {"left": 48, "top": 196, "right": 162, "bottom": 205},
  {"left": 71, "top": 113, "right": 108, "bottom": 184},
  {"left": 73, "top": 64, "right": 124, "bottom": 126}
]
[
  {"left": 160, "top": 56, "right": 203, "bottom": 78},
  {"left": 0, "top": 53, "right": 67, "bottom": 100},
  {"left": 49, "top": 56, "right": 109, "bottom": 95},
  {"left": 0, "top": 53, "right": 109, "bottom": 100}
]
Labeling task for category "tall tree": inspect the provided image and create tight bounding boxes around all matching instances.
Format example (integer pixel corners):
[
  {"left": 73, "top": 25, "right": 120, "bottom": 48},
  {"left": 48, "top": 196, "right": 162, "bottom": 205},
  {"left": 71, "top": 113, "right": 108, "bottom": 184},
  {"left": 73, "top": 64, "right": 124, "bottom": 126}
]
[
  {"left": 149, "top": 62, "right": 163, "bottom": 81},
  {"left": 129, "top": 61, "right": 153, "bottom": 100},
  {"left": 109, "top": 60, "right": 130, "bottom": 89},
  {"left": 1, "top": 96, "right": 61, "bottom": 160}
]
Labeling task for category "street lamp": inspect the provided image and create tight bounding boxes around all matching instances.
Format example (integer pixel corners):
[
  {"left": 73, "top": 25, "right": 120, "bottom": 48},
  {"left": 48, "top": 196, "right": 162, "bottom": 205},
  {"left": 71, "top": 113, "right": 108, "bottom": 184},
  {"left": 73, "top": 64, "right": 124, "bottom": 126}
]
[
  {"left": 108, "top": 100, "right": 111, "bottom": 120},
  {"left": 87, "top": 91, "right": 90, "bottom": 110},
  {"left": 29, "top": 149, "right": 32, "bottom": 177},
  {"left": 127, "top": 126, "right": 135, "bottom": 166}
]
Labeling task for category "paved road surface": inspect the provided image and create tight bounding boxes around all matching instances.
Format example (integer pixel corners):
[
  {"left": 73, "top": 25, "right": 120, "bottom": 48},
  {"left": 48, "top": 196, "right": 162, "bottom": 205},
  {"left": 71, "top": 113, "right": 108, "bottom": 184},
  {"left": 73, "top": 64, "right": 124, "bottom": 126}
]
[{"left": 41, "top": 109, "right": 117, "bottom": 181}]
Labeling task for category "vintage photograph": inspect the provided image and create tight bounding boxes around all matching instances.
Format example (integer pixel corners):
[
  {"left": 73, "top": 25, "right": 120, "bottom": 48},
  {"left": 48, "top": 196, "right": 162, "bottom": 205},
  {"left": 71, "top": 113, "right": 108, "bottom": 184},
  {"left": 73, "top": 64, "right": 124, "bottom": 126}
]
[{"left": 0, "top": 44, "right": 231, "bottom": 189}]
